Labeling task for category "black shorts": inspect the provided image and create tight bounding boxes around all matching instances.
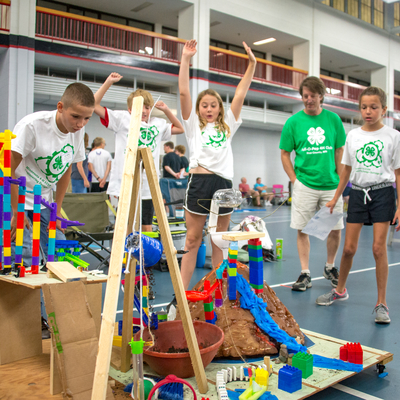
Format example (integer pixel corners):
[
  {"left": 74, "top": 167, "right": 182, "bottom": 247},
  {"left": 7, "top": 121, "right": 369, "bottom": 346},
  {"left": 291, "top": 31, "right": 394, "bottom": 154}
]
[
  {"left": 347, "top": 186, "right": 395, "bottom": 225},
  {"left": 184, "top": 174, "right": 233, "bottom": 215},
  {"left": 142, "top": 199, "right": 154, "bottom": 225}
]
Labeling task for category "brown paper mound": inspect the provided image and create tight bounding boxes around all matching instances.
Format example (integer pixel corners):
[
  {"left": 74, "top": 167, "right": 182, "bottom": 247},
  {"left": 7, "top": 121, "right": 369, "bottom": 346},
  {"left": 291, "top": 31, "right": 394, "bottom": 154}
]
[{"left": 177, "top": 262, "right": 304, "bottom": 358}]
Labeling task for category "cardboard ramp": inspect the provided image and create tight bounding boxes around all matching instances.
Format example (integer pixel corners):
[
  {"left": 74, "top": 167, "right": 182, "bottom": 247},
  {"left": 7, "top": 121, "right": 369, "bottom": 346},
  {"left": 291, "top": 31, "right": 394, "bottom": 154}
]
[{"left": 42, "top": 281, "right": 113, "bottom": 400}]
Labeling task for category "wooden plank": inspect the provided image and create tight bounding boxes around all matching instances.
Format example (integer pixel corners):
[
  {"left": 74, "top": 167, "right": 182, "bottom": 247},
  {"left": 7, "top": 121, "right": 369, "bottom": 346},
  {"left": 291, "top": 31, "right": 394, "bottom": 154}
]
[
  {"left": 46, "top": 261, "right": 87, "bottom": 283},
  {"left": 92, "top": 96, "right": 144, "bottom": 400},
  {"left": 221, "top": 232, "right": 266, "bottom": 241},
  {"left": 120, "top": 156, "right": 141, "bottom": 373},
  {"left": 141, "top": 147, "right": 208, "bottom": 394},
  {"left": 0, "top": 271, "right": 107, "bottom": 289}
]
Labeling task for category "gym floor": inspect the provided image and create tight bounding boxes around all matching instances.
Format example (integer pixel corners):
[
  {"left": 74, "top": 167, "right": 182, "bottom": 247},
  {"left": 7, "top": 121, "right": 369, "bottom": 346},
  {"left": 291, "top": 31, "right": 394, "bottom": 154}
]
[{"left": 84, "top": 205, "right": 399, "bottom": 399}]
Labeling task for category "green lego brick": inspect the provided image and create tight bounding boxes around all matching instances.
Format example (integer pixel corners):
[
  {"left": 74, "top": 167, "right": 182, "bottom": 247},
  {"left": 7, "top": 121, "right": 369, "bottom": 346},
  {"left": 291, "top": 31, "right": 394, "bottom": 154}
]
[
  {"left": 250, "top": 283, "right": 264, "bottom": 290},
  {"left": 248, "top": 244, "right": 262, "bottom": 250},
  {"left": 292, "top": 352, "right": 313, "bottom": 379},
  {"left": 203, "top": 302, "right": 214, "bottom": 312},
  {"left": 249, "top": 256, "right": 263, "bottom": 262}
]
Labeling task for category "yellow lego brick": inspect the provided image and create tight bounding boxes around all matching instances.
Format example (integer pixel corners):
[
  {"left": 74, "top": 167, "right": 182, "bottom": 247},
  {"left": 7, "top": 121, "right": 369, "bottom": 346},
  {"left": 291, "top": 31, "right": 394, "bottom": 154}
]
[
  {"left": 49, "top": 230, "right": 56, "bottom": 239},
  {"left": 4, "top": 248, "right": 11, "bottom": 257},
  {"left": 228, "top": 249, "right": 238, "bottom": 255}
]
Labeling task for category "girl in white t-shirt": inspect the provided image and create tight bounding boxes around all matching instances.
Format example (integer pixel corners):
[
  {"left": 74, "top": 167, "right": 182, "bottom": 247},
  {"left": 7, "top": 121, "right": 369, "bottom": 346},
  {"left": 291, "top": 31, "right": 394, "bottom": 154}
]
[
  {"left": 316, "top": 87, "right": 400, "bottom": 324},
  {"left": 179, "top": 39, "right": 256, "bottom": 290}
]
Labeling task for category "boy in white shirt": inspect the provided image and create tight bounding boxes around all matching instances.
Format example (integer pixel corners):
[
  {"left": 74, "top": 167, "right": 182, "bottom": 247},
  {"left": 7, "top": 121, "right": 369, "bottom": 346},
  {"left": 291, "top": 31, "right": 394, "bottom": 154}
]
[
  {"left": 88, "top": 137, "right": 112, "bottom": 192},
  {"left": 94, "top": 72, "right": 184, "bottom": 231},
  {"left": 10, "top": 82, "right": 95, "bottom": 267}
]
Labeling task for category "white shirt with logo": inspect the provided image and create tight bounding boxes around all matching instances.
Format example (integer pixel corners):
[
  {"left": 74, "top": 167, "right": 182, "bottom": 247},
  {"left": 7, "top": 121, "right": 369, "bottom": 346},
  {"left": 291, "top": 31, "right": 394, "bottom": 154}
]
[
  {"left": 12, "top": 110, "right": 85, "bottom": 209},
  {"left": 343, "top": 125, "right": 400, "bottom": 187},
  {"left": 102, "top": 108, "right": 172, "bottom": 198},
  {"left": 88, "top": 148, "right": 113, "bottom": 182},
  {"left": 182, "top": 108, "right": 242, "bottom": 181}
]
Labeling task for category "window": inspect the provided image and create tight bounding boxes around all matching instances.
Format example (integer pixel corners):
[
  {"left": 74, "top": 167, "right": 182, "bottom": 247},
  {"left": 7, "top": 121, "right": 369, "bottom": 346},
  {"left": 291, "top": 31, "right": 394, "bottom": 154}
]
[
  {"left": 361, "top": 0, "right": 371, "bottom": 24},
  {"left": 373, "top": 0, "right": 384, "bottom": 28},
  {"left": 162, "top": 27, "right": 178, "bottom": 37}
]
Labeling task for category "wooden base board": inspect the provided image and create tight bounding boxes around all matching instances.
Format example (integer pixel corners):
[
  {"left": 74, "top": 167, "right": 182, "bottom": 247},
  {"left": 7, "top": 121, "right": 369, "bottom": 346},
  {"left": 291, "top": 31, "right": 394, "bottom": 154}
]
[{"left": 187, "top": 329, "right": 393, "bottom": 399}]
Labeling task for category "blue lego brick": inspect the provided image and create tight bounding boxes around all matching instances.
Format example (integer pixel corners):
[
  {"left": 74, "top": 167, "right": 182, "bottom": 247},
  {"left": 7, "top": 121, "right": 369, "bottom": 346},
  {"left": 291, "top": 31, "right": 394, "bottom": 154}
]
[
  {"left": 249, "top": 260, "right": 264, "bottom": 269},
  {"left": 248, "top": 248, "right": 263, "bottom": 258},
  {"left": 278, "top": 365, "right": 302, "bottom": 393},
  {"left": 229, "top": 241, "right": 239, "bottom": 250}
]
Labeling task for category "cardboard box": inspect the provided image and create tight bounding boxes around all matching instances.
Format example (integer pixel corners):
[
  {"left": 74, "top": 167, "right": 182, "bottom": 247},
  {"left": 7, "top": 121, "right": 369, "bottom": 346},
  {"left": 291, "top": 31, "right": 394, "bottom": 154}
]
[{"left": 42, "top": 281, "right": 113, "bottom": 400}]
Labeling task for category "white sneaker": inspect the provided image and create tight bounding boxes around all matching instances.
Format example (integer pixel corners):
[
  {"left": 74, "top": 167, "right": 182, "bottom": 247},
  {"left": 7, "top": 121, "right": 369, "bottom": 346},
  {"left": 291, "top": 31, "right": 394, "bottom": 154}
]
[{"left": 265, "top": 201, "right": 272, "bottom": 207}]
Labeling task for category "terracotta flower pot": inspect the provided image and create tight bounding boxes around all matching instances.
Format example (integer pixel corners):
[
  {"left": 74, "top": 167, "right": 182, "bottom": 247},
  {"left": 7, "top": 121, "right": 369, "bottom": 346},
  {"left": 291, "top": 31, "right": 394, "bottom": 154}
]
[{"left": 134, "top": 320, "right": 224, "bottom": 378}]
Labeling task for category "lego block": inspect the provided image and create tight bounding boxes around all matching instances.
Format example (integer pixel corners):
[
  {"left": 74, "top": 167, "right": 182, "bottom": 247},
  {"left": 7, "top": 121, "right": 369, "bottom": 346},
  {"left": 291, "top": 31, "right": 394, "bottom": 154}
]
[
  {"left": 340, "top": 345, "right": 348, "bottom": 361},
  {"left": 292, "top": 352, "right": 313, "bottom": 379},
  {"left": 248, "top": 239, "right": 262, "bottom": 246},
  {"left": 249, "top": 255, "right": 264, "bottom": 262},
  {"left": 250, "top": 283, "right": 264, "bottom": 290},
  {"left": 278, "top": 365, "right": 302, "bottom": 394},
  {"left": 339, "top": 342, "right": 363, "bottom": 364},
  {"left": 204, "top": 311, "right": 215, "bottom": 320},
  {"left": 248, "top": 248, "right": 263, "bottom": 258},
  {"left": 203, "top": 302, "right": 214, "bottom": 312}
]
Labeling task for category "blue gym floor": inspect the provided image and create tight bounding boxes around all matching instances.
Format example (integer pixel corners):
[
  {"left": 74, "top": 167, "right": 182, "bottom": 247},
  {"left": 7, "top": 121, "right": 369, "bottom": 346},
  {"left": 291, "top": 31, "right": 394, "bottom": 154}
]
[{"left": 82, "top": 205, "right": 400, "bottom": 399}]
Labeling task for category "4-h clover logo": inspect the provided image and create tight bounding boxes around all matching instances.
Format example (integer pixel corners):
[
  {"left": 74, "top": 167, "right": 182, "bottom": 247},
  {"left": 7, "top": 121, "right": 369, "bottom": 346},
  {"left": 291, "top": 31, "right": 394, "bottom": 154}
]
[
  {"left": 138, "top": 125, "right": 160, "bottom": 152},
  {"left": 35, "top": 144, "right": 74, "bottom": 184},
  {"left": 356, "top": 140, "right": 384, "bottom": 168},
  {"left": 307, "top": 127, "right": 325, "bottom": 145},
  {"left": 203, "top": 128, "right": 226, "bottom": 148}
]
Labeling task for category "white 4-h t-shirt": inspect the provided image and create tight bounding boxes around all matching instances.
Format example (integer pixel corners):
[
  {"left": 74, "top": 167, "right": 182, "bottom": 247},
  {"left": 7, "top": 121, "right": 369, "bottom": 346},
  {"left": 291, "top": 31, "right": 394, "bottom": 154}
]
[
  {"left": 182, "top": 108, "right": 242, "bottom": 181},
  {"left": 343, "top": 125, "right": 400, "bottom": 187},
  {"left": 88, "top": 148, "right": 112, "bottom": 182},
  {"left": 12, "top": 110, "right": 85, "bottom": 209},
  {"left": 101, "top": 108, "right": 172, "bottom": 198}
]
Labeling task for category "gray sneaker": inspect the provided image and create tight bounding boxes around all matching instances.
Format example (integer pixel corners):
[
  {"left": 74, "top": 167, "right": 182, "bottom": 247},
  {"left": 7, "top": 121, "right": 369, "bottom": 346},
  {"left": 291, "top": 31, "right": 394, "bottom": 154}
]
[
  {"left": 323, "top": 264, "right": 339, "bottom": 287},
  {"left": 316, "top": 288, "right": 349, "bottom": 306},
  {"left": 292, "top": 273, "right": 312, "bottom": 291},
  {"left": 373, "top": 304, "right": 391, "bottom": 324}
]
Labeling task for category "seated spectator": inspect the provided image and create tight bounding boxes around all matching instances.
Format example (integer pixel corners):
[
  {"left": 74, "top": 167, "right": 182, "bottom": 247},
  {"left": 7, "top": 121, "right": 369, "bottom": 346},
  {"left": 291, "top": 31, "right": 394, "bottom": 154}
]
[
  {"left": 175, "top": 144, "right": 189, "bottom": 178},
  {"left": 254, "top": 177, "right": 274, "bottom": 206},
  {"left": 239, "top": 177, "right": 261, "bottom": 206},
  {"left": 163, "top": 141, "right": 181, "bottom": 179}
]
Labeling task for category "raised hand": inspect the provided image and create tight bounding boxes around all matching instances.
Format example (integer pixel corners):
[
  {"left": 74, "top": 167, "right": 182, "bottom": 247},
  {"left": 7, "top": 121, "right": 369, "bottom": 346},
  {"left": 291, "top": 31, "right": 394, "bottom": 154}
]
[
  {"left": 243, "top": 41, "right": 256, "bottom": 64},
  {"left": 106, "top": 72, "right": 123, "bottom": 84},
  {"left": 182, "top": 40, "right": 197, "bottom": 58},
  {"left": 155, "top": 101, "right": 168, "bottom": 112}
]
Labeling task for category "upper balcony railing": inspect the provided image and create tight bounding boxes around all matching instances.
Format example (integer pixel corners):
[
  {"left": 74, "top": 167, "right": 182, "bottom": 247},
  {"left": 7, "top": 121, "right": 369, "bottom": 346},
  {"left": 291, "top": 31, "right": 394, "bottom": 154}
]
[
  {"left": 35, "top": 7, "right": 186, "bottom": 63},
  {"left": 321, "top": 75, "right": 366, "bottom": 103},
  {"left": 210, "top": 46, "right": 307, "bottom": 90},
  {"left": 0, "top": 1, "right": 10, "bottom": 32}
]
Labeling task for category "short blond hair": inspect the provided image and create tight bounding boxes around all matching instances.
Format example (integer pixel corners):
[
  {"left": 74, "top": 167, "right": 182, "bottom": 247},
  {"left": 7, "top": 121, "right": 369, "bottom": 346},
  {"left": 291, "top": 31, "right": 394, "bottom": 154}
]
[
  {"left": 92, "top": 137, "right": 105, "bottom": 148},
  {"left": 127, "top": 89, "right": 154, "bottom": 110}
]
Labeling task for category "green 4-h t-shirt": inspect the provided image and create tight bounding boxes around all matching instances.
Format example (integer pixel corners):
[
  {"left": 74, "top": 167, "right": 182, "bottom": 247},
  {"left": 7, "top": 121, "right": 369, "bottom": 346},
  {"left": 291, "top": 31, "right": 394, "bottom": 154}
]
[{"left": 279, "top": 109, "right": 346, "bottom": 190}]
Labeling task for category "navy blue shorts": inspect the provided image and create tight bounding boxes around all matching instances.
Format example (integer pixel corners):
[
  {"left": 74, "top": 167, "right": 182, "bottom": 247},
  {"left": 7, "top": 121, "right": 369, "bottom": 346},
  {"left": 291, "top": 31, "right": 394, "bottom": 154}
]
[
  {"left": 184, "top": 174, "right": 233, "bottom": 215},
  {"left": 347, "top": 186, "right": 395, "bottom": 225}
]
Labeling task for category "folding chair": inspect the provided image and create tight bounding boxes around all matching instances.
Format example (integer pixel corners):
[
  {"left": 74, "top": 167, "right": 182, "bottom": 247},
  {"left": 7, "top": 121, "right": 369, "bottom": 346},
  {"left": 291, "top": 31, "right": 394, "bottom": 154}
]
[
  {"left": 272, "top": 184, "right": 290, "bottom": 205},
  {"left": 61, "top": 192, "right": 116, "bottom": 270}
]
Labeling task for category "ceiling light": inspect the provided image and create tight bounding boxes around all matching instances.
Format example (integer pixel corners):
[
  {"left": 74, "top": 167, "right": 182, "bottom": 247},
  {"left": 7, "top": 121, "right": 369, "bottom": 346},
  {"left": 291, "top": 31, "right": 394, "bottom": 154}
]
[
  {"left": 253, "top": 38, "right": 276, "bottom": 46},
  {"left": 131, "top": 2, "right": 153, "bottom": 12}
]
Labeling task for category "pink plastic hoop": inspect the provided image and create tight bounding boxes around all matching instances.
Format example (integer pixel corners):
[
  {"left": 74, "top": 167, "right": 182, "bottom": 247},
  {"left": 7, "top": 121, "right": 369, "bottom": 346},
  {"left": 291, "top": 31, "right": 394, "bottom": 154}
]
[{"left": 147, "top": 374, "right": 197, "bottom": 400}]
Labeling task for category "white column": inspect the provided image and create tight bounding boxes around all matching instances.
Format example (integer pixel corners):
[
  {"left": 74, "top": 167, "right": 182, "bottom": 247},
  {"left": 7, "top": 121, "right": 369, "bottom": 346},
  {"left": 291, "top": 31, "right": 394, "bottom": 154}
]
[
  {"left": 266, "top": 52, "right": 272, "bottom": 82},
  {"left": 343, "top": 74, "right": 349, "bottom": 100},
  {"left": 0, "top": 0, "right": 36, "bottom": 130},
  {"left": 177, "top": 0, "right": 210, "bottom": 105},
  {"left": 154, "top": 22, "right": 162, "bottom": 59},
  {"left": 371, "top": 66, "right": 393, "bottom": 127},
  {"left": 293, "top": 41, "right": 311, "bottom": 87}
]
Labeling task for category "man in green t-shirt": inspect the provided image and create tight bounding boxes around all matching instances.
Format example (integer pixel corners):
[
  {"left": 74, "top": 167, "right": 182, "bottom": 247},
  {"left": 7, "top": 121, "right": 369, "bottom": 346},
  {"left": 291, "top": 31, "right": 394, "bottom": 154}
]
[{"left": 279, "top": 77, "right": 346, "bottom": 292}]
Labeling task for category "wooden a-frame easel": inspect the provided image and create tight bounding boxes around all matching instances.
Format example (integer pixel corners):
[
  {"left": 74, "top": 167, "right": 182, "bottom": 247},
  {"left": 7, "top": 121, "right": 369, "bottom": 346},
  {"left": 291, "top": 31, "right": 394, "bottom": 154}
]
[{"left": 91, "top": 97, "right": 208, "bottom": 399}]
